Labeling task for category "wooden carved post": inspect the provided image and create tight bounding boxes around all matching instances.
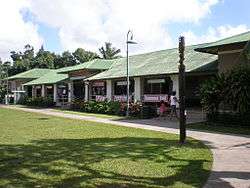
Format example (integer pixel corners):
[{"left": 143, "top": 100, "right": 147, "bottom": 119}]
[{"left": 178, "top": 36, "right": 186, "bottom": 144}]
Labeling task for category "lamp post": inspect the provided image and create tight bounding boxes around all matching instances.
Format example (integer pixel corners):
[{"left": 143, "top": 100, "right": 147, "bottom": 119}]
[
  {"left": 178, "top": 36, "right": 186, "bottom": 144},
  {"left": 126, "top": 30, "right": 137, "bottom": 117},
  {"left": 6, "top": 68, "right": 8, "bottom": 105}
]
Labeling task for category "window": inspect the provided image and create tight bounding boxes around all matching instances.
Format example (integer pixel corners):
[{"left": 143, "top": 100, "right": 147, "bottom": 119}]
[
  {"left": 114, "top": 80, "right": 134, "bottom": 95},
  {"left": 46, "top": 85, "right": 53, "bottom": 98},
  {"left": 36, "top": 86, "right": 41, "bottom": 97},
  {"left": 73, "top": 80, "right": 84, "bottom": 99},
  {"left": 91, "top": 81, "right": 106, "bottom": 96},
  {"left": 57, "top": 84, "right": 68, "bottom": 101},
  {"left": 144, "top": 77, "right": 172, "bottom": 94}
]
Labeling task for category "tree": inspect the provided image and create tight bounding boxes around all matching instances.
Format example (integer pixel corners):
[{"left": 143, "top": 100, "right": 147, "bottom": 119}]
[
  {"left": 23, "top": 44, "right": 34, "bottom": 61},
  {"left": 200, "top": 65, "right": 250, "bottom": 114},
  {"left": 99, "top": 42, "right": 121, "bottom": 59},
  {"left": 31, "top": 46, "right": 55, "bottom": 69},
  {"left": 10, "top": 51, "right": 22, "bottom": 62},
  {"left": 0, "top": 61, "right": 9, "bottom": 103},
  {"left": 9, "top": 44, "right": 35, "bottom": 75},
  {"left": 54, "top": 51, "right": 77, "bottom": 68},
  {"left": 73, "top": 48, "right": 99, "bottom": 63}
]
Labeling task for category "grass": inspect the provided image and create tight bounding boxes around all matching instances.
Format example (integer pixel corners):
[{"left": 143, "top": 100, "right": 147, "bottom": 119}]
[
  {"left": 188, "top": 122, "right": 250, "bottom": 135},
  {"left": 0, "top": 108, "right": 212, "bottom": 188}
]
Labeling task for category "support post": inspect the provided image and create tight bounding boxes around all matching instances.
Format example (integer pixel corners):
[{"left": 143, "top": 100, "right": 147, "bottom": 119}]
[
  {"left": 134, "top": 77, "right": 141, "bottom": 102},
  {"left": 68, "top": 82, "right": 72, "bottom": 103},
  {"left": 106, "top": 80, "right": 112, "bottom": 101},
  {"left": 178, "top": 36, "right": 186, "bottom": 144},
  {"left": 84, "top": 82, "right": 89, "bottom": 101},
  {"left": 53, "top": 84, "right": 57, "bottom": 103},
  {"left": 32, "top": 86, "right": 35, "bottom": 98},
  {"left": 41, "top": 85, "right": 45, "bottom": 97}
]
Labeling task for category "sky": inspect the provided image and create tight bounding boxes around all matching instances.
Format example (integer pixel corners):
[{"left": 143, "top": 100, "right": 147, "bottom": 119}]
[{"left": 0, "top": 0, "right": 250, "bottom": 61}]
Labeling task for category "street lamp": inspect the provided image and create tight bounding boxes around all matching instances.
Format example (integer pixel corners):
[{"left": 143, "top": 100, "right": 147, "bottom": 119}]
[{"left": 126, "top": 30, "right": 137, "bottom": 117}]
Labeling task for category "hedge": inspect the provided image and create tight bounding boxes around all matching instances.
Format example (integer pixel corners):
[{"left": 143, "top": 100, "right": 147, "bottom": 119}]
[
  {"left": 19, "top": 97, "right": 54, "bottom": 107},
  {"left": 71, "top": 99, "right": 156, "bottom": 118}
]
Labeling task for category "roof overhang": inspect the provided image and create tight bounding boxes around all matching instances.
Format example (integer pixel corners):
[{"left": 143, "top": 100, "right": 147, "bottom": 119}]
[{"left": 195, "top": 41, "right": 248, "bottom": 54}]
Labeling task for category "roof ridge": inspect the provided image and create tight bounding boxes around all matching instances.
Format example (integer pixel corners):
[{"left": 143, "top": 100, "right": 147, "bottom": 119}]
[{"left": 126, "top": 44, "right": 201, "bottom": 58}]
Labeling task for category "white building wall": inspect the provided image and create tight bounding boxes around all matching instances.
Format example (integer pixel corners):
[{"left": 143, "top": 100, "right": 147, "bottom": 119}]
[
  {"left": 134, "top": 77, "right": 141, "bottom": 102},
  {"left": 32, "top": 86, "right": 35, "bottom": 97},
  {"left": 41, "top": 85, "right": 45, "bottom": 97},
  {"left": 170, "top": 74, "right": 179, "bottom": 107},
  {"left": 106, "top": 80, "right": 112, "bottom": 101},
  {"left": 84, "top": 82, "right": 89, "bottom": 101},
  {"left": 68, "top": 82, "right": 72, "bottom": 102},
  {"left": 53, "top": 84, "right": 57, "bottom": 102}
]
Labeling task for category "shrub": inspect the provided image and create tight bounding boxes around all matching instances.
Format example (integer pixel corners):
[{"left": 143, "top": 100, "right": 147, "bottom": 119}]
[
  {"left": 200, "top": 74, "right": 226, "bottom": 114},
  {"left": 71, "top": 99, "right": 142, "bottom": 117},
  {"left": 19, "top": 97, "right": 54, "bottom": 107},
  {"left": 200, "top": 65, "right": 250, "bottom": 126}
]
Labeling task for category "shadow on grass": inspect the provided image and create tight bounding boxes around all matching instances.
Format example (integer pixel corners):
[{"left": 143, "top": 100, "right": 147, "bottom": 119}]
[{"left": 0, "top": 137, "right": 211, "bottom": 187}]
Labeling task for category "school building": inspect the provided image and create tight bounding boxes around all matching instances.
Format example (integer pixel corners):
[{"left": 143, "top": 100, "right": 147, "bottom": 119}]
[{"left": 5, "top": 31, "right": 250, "bottom": 106}]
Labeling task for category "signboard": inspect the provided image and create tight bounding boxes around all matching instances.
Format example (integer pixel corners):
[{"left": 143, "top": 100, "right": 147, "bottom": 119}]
[
  {"left": 46, "top": 86, "right": 53, "bottom": 89},
  {"left": 147, "top": 79, "right": 165, "bottom": 84},
  {"left": 93, "top": 81, "right": 105, "bottom": 87},
  {"left": 95, "top": 95, "right": 107, "bottom": 101},
  {"left": 143, "top": 94, "right": 168, "bottom": 102},
  {"left": 116, "top": 81, "right": 127, "bottom": 86},
  {"left": 113, "top": 95, "right": 131, "bottom": 102}
]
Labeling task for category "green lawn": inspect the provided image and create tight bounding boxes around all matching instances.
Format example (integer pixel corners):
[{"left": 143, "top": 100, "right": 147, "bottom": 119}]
[
  {"left": 0, "top": 108, "right": 212, "bottom": 188},
  {"left": 188, "top": 122, "right": 250, "bottom": 135}
]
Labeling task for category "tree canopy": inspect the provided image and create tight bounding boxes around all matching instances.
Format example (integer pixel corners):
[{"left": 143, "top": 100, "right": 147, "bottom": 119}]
[
  {"left": 99, "top": 42, "right": 121, "bottom": 59},
  {"left": 0, "top": 42, "right": 121, "bottom": 78}
]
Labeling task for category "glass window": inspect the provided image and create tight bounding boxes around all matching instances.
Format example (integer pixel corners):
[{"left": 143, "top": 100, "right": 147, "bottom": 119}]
[
  {"left": 114, "top": 80, "right": 134, "bottom": 95},
  {"left": 144, "top": 77, "right": 171, "bottom": 94},
  {"left": 36, "top": 86, "right": 41, "bottom": 97},
  {"left": 73, "top": 80, "right": 84, "bottom": 99},
  {"left": 46, "top": 86, "right": 53, "bottom": 98},
  {"left": 91, "top": 81, "right": 106, "bottom": 96}
]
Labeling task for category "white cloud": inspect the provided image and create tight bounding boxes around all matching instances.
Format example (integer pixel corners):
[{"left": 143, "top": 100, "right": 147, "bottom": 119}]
[
  {"left": 0, "top": 0, "right": 43, "bottom": 61},
  {"left": 182, "top": 25, "right": 250, "bottom": 46},
  {"left": 27, "top": 0, "right": 219, "bottom": 55}
]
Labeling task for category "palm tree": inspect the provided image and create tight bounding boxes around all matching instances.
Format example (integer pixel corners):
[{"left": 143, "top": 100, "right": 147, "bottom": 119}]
[{"left": 99, "top": 42, "right": 121, "bottom": 59}]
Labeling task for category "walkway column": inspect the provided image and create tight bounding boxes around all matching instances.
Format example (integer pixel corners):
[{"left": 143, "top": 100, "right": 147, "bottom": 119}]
[
  {"left": 68, "top": 82, "right": 72, "bottom": 103},
  {"left": 84, "top": 82, "right": 89, "bottom": 101},
  {"left": 53, "top": 84, "right": 57, "bottom": 103},
  {"left": 32, "top": 86, "right": 35, "bottom": 98},
  {"left": 134, "top": 77, "right": 141, "bottom": 102},
  {"left": 106, "top": 80, "right": 112, "bottom": 101},
  {"left": 170, "top": 75, "right": 179, "bottom": 107},
  {"left": 41, "top": 85, "right": 45, "bottom": 97}
]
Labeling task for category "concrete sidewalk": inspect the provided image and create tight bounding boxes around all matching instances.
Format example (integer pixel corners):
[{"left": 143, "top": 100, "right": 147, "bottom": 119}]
[{"left": 1, "top": 105, "right": 250, "bottom": 188}]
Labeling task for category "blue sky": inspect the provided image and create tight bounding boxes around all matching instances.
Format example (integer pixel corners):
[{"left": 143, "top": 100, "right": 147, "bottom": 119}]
[{"left": 0, "top": 0, "right": 250, "bottom": 60}]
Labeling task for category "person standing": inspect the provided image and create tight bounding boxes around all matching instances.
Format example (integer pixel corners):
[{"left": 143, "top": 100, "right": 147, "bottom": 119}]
[{"left": 169, "top": 91, "right": 178, "bottom": 119}]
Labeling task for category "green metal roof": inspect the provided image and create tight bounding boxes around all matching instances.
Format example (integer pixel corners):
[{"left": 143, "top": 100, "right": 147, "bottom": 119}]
[
  {"left": 23, "top": 69, "right": 68, "bottom": 86},
  {"left": 87, "top": 45, "right": 218, "bottom": 81},
  {"left": 58, "top": 59, "right": 114, "bottom": 73},
  {"left": 7, "top": 68, "right": 52, "bottom": 80},
  {"left": 195, "top": 31, "right": 250, "bottom": 54}
]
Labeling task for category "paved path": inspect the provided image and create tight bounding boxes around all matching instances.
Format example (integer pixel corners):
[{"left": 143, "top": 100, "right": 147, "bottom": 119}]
[{"left": 1, "top": 105, "right": 250, "bottom": 188}]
